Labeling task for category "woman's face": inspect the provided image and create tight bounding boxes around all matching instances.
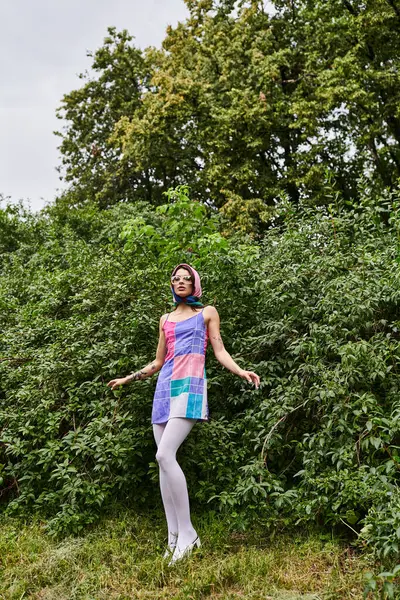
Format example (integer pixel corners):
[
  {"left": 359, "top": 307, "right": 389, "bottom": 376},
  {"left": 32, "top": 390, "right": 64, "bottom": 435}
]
[{"left": 171, "top": 268, "right": 194, "bottom": 298}]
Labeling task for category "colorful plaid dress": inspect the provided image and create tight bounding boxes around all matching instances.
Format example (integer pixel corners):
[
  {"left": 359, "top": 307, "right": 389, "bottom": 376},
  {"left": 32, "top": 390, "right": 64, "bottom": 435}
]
[{"left": 151, "top": 308, "right": 209, "bottom": 424}]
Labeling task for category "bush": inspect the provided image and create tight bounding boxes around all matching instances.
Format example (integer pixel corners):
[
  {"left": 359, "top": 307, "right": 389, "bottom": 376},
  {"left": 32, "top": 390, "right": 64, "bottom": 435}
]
[{"left": 1, "top": 183, "right": 400, "bottom": 558}]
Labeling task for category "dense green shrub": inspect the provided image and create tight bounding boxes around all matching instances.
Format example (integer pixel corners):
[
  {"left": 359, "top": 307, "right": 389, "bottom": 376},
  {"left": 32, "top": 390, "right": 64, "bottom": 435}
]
[{"left": 1, "top": 184, "right": 400, "bottom": 560}]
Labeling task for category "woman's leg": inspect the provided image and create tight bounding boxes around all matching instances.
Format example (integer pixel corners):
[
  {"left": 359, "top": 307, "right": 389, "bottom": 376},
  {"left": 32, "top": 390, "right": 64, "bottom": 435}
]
[
  {"left": 155, "top": 417, "right": 197, "bottom": 551},
  {"left": 153, "top": 422, "right": 178, "bottom": 549}
]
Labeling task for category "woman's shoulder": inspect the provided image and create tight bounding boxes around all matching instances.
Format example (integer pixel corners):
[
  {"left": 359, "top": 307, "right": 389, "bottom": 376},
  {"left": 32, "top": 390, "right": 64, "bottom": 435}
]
[
  {"left": 160, "top": 312, "right": 170, "bottom": 326},
  {"left": 203, "top": 305, "right": 218, "bottom": 317}
]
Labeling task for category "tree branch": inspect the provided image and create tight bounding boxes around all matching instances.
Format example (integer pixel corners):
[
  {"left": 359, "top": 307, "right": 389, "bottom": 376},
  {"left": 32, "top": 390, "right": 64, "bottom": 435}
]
[
  {"left": 386, "top": 0, "right": 400, "bottom": 20},
  {"left": 0, "top": 357, "right": 31, "bottom": 363},
  {"left": 342, "top": 0, "right": 358, "bottom": 16},
  {"left": 261, "top": 399, "right": 311, "bottom": 466}
]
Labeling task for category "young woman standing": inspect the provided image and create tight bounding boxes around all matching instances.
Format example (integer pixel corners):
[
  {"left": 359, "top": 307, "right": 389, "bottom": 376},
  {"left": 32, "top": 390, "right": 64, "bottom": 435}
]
[{"left": 107, "top": 263, "right": 260, "bottom": 564}]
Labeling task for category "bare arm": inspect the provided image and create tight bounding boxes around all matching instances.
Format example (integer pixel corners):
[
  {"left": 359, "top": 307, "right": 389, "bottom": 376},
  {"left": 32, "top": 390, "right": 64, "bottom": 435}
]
[
  {"left": 206, "top": 306, "right": 260, "bottom": 389},
  {"left": 107, "top": 315, "right": 167, "bottom": 390}
]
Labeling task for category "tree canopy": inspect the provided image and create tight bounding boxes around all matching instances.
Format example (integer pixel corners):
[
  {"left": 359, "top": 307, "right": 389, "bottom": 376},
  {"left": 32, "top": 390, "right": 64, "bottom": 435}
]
[{"left": 56, "top": 0, "right": 400, "bottom": 233}]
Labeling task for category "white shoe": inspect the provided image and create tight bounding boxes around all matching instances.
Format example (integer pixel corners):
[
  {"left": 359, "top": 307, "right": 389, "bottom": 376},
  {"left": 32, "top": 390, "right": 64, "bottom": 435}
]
[
  {"left": 163, "top": 533, "right": 178, "bottom": 560},
  {"left": 168, "top": 536, "right": 201, "bottom": 565}
]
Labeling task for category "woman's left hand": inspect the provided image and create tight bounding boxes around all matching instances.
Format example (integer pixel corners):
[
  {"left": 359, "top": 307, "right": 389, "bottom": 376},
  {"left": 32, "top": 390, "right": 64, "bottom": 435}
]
[{"left": 239, "top": 369, "right": 260, "bottom": 389}]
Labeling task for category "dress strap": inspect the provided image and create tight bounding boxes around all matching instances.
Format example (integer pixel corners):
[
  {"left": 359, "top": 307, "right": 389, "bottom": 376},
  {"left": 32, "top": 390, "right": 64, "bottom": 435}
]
[{"left": 165, "top": 313, "right": 170, "bottom": 322}]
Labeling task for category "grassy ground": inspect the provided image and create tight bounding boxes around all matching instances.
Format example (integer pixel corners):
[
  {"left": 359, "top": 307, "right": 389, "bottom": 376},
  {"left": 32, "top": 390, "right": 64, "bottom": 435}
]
[{"left": 0, "top": 509, "right": 375, "bottom": 599}]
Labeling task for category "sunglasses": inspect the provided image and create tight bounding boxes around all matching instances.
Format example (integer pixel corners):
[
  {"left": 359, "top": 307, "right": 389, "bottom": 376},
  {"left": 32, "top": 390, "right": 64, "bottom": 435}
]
[{"left": 171, "top": 275, "right": 193, "bottom": 284}]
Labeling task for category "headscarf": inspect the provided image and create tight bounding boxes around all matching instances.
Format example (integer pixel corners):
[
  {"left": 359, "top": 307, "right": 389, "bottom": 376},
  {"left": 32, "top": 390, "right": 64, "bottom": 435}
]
[{"left": 171, "top": 263, "right": 204, "bottom": 307}]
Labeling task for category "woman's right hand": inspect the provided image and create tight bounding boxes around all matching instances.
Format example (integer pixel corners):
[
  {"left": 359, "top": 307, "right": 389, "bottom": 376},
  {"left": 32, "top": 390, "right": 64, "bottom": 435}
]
[{"left": 107, "top": 377, "right": 129, "bottom": 390}]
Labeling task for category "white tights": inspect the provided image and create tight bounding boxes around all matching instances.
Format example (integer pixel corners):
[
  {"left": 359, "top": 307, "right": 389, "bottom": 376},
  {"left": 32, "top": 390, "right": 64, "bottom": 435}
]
[{"left": 153, "top": 417, "right": 197, "bottom": 551}]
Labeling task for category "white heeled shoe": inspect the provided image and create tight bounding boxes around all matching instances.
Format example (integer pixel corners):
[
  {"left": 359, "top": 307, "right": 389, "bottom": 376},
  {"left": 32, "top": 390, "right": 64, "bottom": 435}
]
[
  {"left": 168, "top": 536, "right": 201, "bottom": 565},
  {"left": 163, "top": 532, "right": 178, "bottom": 560}
]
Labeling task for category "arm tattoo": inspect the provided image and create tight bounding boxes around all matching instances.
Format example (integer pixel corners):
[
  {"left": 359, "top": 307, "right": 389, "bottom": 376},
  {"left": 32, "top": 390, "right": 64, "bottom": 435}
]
[
  {"left": 129, "top": 363, "right": 156, "bottom": 382},
  {"left": 141, "top": 363, "right": 157, "bottom": 377},
  {"left": 212, "top": 336, "right": 224, "bottom": 345},
  {"left": 129, "top": 370, "right": 145, "bottom": 381}
]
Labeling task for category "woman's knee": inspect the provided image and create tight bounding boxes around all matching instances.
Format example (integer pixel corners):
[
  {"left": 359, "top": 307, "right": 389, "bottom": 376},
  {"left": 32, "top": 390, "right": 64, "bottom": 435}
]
[{"left": 156, "top": 447, "right": 175, "bottom": 471}]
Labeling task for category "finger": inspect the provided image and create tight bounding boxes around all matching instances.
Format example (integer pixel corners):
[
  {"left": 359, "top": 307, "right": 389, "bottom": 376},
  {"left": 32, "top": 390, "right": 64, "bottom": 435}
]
[{"left": 250, "top": 373, "right": 260, "bottom": 388}]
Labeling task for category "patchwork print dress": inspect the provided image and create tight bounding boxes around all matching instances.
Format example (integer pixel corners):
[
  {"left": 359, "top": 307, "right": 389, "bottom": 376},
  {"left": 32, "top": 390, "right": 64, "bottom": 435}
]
[{"left": 151, "top": 308, "right": 209, "bottom": 424}]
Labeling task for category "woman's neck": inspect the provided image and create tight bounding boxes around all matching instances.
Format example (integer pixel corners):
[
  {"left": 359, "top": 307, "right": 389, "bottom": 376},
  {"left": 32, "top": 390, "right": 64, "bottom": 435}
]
[{"left": 174, "top": 305, "right": 198, "bottom": 314}]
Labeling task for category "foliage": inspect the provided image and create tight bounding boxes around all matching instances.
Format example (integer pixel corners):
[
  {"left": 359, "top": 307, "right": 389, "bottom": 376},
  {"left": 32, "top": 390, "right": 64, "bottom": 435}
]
[
  {"left": 0, "top": 187, "right": 244, "bottom": 535},
  {"left": 0, "top": 197, "right": 40, "bottom": 256},
  {"left": 56, "top": 1, "right": 400, "bottom": 232},
  {"left": 364, "top": 564, "right": 400, "bottom": 599},
  {"left": 55, "top": 27, "right": 148, "bottom": 208},
  {"left": 212, "top": 179, "right": 400, "bottom": 560},
  {"left": 1, "top": 181, "right": 400, "bottom": 564}
]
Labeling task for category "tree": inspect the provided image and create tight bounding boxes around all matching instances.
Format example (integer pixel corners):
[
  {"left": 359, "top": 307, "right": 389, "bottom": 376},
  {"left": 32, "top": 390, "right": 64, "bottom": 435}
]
[
  {"left": 55, "top": 1, "right": 400, "bottom": 232},
  {"left": 282, "top": 0, "right": 400, "bottom": 198},
  {"left": 55, "top": 28, "right": 148, "bottom": 208}
]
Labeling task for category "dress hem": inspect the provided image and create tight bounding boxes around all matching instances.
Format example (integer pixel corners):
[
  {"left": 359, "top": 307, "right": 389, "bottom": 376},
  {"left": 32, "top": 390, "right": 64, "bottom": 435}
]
[{"left": 151, "top": 416, "right": 209, "bottom": 425}]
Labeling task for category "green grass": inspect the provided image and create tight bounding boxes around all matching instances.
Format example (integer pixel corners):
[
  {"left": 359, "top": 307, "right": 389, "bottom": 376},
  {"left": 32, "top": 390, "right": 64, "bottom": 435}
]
[{"left": 0, "top": 509, "right": 374, "bottom": 599}]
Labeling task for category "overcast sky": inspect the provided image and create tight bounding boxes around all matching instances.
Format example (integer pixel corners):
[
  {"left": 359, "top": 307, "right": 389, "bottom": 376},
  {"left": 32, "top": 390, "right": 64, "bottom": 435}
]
[{"left": 1, "top": 0, "right": 190, "bottom": 212}]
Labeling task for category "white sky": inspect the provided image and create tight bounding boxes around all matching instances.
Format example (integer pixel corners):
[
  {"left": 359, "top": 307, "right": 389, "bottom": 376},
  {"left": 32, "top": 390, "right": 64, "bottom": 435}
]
[{"left": 0, "top": 0, "right": 189, "bottom": 212}]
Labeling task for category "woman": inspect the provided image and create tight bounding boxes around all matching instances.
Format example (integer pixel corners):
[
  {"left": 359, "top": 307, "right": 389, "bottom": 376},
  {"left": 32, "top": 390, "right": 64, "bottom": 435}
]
[{"left": 107, "top": 263, "right": 260, "bottom": 564}]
